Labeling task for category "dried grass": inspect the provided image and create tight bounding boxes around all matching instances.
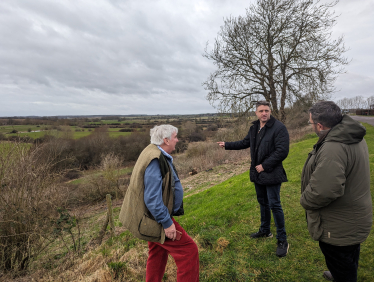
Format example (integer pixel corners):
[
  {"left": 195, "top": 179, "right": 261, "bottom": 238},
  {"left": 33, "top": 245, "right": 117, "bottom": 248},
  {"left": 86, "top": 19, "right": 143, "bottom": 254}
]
[
  {"left": 174, "top": 142, "right": 251, "bottom": 179},
  {"left": 216, "top": 237, "right": 230, "bottom": 253}
]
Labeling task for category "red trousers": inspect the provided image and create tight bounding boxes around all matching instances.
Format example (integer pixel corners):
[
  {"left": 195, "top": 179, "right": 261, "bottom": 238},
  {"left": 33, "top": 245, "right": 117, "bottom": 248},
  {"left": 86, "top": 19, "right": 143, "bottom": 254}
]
[{"left": 146, "top": 219, "right": 199, "bottom": 282}]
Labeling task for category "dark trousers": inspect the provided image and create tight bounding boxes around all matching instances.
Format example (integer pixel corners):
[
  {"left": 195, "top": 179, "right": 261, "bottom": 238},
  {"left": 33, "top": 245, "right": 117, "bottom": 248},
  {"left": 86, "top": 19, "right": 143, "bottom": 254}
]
[
  {"left": 319, "top": 241, "right": 361, "bottom": 282},
  {"left": 254, "top": 183, "right": 287, "bottom": 241}
]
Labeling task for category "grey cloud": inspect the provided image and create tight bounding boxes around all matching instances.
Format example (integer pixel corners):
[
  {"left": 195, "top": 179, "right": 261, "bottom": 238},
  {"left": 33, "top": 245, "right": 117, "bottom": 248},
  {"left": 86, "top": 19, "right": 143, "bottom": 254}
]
[{"left": 0, "top": 0, "right": 373, "bottom": 116}]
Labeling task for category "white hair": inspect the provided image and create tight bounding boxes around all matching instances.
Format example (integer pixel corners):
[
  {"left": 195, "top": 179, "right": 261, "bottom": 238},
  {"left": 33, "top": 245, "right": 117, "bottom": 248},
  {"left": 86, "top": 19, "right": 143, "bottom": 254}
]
[{"left": 150, "top": 124, "right": 178, "bottom": 145}]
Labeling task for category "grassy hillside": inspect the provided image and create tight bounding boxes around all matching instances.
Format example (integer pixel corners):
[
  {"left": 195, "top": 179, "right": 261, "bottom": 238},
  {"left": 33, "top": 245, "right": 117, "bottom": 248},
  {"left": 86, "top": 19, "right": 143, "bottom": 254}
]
[
  {"left": 176, "top": 125, "right": 374, "bottom": 281},
  {"left": 5, "top": 124, "right": 373, "bottom": 281}
]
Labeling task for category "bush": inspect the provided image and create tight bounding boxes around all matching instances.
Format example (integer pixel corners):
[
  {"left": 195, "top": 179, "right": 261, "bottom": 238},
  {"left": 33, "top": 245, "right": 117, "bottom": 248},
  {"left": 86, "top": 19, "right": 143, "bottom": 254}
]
[
  {"left": 188, "top": 132, "right": 206, "bottom": 142},
  {"left": 63, "top": 169, "right": 82, "bottom": 180},
  {"left": 10, "top": 129, "right": 17, "bottom": 134},
  {"left": 129, "top": 123, "right": 142, "bottom": 128},
  {"left": 35, "top": 128, "right": 150, "bottom": 171},
  {"left": 206, "top": 124, "right": 218, "bottom": 131},
  {"left": 214, "top": 118, "right": 251, "bottom": 142},
  {"left": 175, "top": 139, "right": 188, "bottom": 153},
  {"left": 119, "top": 128, "right": 132, "bottom": 132},
  {"left": 284, "top": 96, "right": 314, "bottom": 128},
  {"left": 0, "top": 143, "right": 67, "bottom": 273}
]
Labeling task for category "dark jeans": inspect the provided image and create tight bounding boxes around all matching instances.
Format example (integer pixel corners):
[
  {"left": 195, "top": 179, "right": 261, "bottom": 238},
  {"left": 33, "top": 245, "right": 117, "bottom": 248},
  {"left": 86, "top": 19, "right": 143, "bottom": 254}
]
[
  {"left": 319, "top": 241, "right": 361, "bottom": 282},
  {"left": 254, "top": 183, "right": 287, "bottom": 241}
]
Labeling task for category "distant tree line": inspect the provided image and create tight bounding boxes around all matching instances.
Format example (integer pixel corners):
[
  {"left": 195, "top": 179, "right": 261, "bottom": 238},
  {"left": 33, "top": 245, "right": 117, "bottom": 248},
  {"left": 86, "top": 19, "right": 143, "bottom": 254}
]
[{"left": 336, "top": 96, "right": 374, "bottom": 110}]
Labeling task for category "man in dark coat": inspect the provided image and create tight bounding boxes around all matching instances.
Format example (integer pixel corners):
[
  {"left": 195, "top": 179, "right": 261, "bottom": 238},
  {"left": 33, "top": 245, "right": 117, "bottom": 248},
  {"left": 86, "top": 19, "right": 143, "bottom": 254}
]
[
  {"left": 301, "top": 101, "right": 372, "bottom": 282},
  {"left": 217, "top": 101, "right": 290, "bottom": 257}
]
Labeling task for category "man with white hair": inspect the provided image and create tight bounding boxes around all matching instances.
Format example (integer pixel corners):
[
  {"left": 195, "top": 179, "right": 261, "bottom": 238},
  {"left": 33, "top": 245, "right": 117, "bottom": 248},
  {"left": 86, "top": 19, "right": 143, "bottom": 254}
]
[{"left": 119, "top": 125, "right": 199, "bottom": 282}]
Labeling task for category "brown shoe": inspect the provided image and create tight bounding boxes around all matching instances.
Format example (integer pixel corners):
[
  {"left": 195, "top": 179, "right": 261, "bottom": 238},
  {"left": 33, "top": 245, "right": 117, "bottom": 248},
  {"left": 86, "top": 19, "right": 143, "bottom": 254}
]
[{"left": 323, "top": 271, "right": 334, "bottom": 281}]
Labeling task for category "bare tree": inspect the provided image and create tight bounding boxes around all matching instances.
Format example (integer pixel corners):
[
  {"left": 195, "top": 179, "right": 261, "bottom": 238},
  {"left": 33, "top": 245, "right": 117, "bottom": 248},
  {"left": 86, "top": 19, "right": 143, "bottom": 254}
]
[
  {"left": 367, "top": 96, "right": 374, "bottom": 109},
  {"left": 203, "top": 0, "right": 348, "bottom": 122}
]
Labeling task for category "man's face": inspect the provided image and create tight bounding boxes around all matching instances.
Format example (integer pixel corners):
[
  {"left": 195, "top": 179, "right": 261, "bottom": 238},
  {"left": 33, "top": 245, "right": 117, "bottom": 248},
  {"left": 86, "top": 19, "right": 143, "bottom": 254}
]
[
  {"left": 256, "top": 105, "right": 271, "bottom": 123},
  {"left": 164, "top": 132, "right": 179, "bottom": 153}
]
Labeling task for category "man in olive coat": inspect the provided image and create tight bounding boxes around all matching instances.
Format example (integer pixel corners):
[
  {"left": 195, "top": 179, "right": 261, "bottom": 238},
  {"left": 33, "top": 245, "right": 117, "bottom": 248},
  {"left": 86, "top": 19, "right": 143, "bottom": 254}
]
[
  {"left": 217, "top": 100, "right": 290, "bottom": 257},
  {"left": 301, "top": 101, "right": 372, "bottom": 282}
]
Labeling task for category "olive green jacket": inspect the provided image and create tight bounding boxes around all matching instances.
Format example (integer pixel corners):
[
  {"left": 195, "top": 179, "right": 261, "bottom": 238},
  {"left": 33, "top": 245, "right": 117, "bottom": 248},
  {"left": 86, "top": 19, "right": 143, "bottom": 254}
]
[
  {"left": 118, "top": 144, "right": 175, "bottom": 244},
  {"left": 300, "top": 115, "right": 372, "bottom": 246}
]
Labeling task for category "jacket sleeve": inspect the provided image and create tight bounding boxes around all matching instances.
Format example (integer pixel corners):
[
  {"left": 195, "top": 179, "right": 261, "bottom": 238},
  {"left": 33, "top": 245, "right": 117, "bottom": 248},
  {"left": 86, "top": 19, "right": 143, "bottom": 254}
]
[
  {"left": 300, "top": 143, "right": 347, "bottom": 210},
  {"left": 225, "top": 129, "right": 251, "bottom": 150},
  {"left": 261, "top": 125, "right": 289, "bottom": 171},
  {"left": 144, "top": 159, "right": 173, "bottom": 229}
]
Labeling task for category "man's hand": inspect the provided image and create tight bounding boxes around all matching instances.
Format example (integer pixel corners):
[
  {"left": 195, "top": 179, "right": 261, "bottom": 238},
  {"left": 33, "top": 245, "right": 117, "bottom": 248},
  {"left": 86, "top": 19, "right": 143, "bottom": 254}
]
[
  {"left": 164, "top": 223, "right": 176, "bottom": 241},
  {"left": 255, "top": 164, "right": 264, "bottom": 173},
  {"left": 217, "top": 142, "right": 225, "bottom": 148}
]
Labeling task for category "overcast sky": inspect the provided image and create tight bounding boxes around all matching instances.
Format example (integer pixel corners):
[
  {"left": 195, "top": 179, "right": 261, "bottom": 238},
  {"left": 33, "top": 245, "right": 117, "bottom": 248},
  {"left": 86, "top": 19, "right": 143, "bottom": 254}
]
[{"left": 0, "top": 0, "right": 373, "bottom": 116}]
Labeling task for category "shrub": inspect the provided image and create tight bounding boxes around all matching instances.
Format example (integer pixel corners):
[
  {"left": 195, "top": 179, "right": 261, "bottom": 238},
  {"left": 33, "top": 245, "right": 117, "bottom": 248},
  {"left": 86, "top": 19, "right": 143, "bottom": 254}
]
[
  {"left": 188, "top": 132, "right": 206, "bottom": 142},
  {"left": 129, "top": 123, "right": 142, "bottom": 128},
  {"left": 206, "top": 124, "right": 218, "bottom": 131},
  {"left": 119, "top": 128, "right": 132, "bottom": 132},
  {"left": 63, "top": 169, "right": 82, "bottom": 180},
  {"left": 10, "top": 129, "right": 17, "bottom": 134},
  {"left": 101, "top": 153, "right": 123, "bottom": 199},
  {"left": 284, "top": 95, "right": 314, "bottom": 128},
  {"left": 0, "top": 143, "right": 67, "bottom": 274},
  {"left": 214, "top": 118, "right": 251, "bottom": 142},
  {"left": 35, "top": 128, "right": 150, "bottom": 171},
  {"left": 175, "top": 139, "right": 188, "bottom": 153}
]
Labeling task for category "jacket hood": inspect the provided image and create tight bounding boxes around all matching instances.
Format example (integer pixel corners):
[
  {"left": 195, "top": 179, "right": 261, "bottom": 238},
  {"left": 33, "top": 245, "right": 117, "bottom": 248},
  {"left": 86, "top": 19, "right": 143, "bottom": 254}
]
[{"left": 326, "top": 115, "right": 366, "bottom": 144}]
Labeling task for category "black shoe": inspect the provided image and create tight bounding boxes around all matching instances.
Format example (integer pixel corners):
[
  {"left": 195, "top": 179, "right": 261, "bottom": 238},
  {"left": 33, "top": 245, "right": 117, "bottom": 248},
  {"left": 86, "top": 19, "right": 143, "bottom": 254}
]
[
  {"left": 250, "top": 229, "right": 273, "bottom": 238},
  {"left": 276, "top": 240, "right": 289, "bottom": 257},
  {"left": 323, "top": 271, "right": 334, "bottom": 281}
]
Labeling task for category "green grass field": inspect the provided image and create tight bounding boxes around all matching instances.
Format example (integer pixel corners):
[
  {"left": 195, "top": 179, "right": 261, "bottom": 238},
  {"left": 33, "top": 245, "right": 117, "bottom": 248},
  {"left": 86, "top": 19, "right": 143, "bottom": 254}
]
[
  {"left": 0, "top": 125, "right": 43, "bottom": 133},
  {"left": 173, "top": 123, "right": 374, "bottom": 281},
  {"left": 4, "top": 128, "right": 132, "bottom": 139}
]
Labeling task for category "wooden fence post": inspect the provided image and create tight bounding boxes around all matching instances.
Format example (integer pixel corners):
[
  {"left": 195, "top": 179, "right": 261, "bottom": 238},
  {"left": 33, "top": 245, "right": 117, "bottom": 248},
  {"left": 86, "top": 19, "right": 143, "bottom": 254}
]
[{"left": 106, "top": 194, "right": 115, "bottom": 237}]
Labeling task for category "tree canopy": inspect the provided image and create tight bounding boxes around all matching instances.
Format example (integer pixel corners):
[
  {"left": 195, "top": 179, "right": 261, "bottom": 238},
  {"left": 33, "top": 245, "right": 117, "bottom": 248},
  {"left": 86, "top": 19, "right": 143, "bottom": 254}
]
[{"left": 203, "top": 0, "right": 348, "bottom": 122}]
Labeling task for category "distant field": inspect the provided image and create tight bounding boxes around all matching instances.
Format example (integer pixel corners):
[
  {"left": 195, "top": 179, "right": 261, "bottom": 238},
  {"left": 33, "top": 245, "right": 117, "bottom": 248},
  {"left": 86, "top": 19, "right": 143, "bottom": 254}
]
[
  {"left": 0, "top": 114, "right": 220, "bottom": 141},
  {"left": 108, "top": 131, "right": 132, "bottom": 138},
  {"left": 0, "top": 125, "right": 43, "bottom": 133},
  {"left": 3, "top": 127, "right": 133, "bottom": 139}
]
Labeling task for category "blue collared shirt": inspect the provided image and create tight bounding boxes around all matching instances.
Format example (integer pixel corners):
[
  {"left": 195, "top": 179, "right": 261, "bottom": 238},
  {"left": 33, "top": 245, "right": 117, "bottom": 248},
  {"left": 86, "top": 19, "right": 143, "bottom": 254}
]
[{"left": 143, "top": 146, "right": 183, "bottom": 229}]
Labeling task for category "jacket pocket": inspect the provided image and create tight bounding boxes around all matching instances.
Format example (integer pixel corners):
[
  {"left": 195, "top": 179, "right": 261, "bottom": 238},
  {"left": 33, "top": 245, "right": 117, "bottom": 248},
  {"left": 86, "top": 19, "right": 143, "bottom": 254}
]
[
  {"left": 306, "top": 210, "right": 323, "bottom": 241},
  {"left": 138, "top": 213, "right": 162, "bottom": 238}
]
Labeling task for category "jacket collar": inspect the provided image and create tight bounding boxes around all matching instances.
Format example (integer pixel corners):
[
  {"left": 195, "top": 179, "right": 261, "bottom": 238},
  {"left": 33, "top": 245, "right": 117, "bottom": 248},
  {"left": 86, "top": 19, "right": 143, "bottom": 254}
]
[
  {"left": 252, "top": 115, "right": 276, "bottom": 128},
  {"left": 157, "top": 145, "right": 173, "bottom": 163},
  {"left": 313, "top": 129, "right": 331, "bottom": 151}
]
